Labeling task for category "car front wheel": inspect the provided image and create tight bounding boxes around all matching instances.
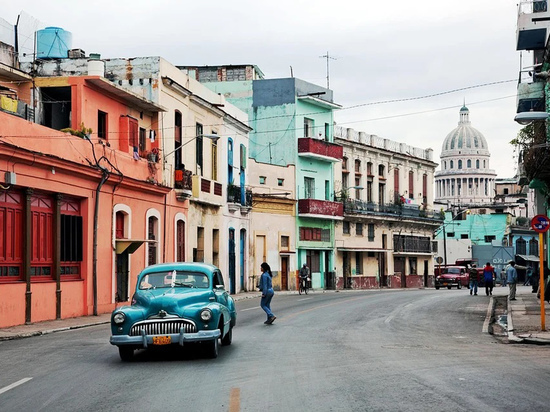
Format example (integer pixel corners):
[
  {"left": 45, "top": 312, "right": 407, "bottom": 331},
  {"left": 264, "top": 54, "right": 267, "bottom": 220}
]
[
  {"left": 435, "top": 285, "right": 440, "bottom": 290},
  {"left": 118, "top": 346, "right": 134, "bottom": 362},
  {"left": 447, "top": 285, "right": 452, "bottom": 289},
  {"left": 221, "top": 326, "right": 232, "bottom": 346},
  {"left": 457, "top": 282, "right": 462, "bottom": 289}
]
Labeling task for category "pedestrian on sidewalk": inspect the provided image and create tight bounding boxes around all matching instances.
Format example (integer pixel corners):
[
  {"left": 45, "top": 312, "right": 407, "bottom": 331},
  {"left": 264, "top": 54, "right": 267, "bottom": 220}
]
[
  {"left": 469, "top": 264, "right": 479, "bottom": 296},
  {"left": 259, "top": 262, "right": 276, "bottom": 325},
  {"left": 524, "top": 266, "right": 533, "bottom": 286},
  {"left": 483, "top": 262, "right": 495, "bottom": 296},
  {"left": 506, "top": 261, "right": 518, "bottom": 301},
  {"left": 500, "top": 267, "right": 507, "bottom": 287}
]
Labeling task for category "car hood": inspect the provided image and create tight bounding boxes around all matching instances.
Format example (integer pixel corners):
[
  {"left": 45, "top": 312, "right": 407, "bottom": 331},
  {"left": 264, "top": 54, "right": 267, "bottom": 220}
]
[{"left": 134, "top": 288, "right": 213, "bottom": 316}]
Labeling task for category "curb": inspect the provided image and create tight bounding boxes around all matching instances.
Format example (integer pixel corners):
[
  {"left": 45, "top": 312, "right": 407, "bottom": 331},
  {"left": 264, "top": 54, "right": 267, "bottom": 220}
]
[{"left": 506, "top": 295, "right": 525, "bottom": 343}]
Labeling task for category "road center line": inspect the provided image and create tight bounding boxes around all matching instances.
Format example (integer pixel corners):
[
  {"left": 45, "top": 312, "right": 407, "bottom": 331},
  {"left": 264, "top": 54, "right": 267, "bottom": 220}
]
[
  {"left": 229, "top": 387, "right": 240, "bottom": 412},
  {"left": 240, "top": 307, "right": 259, "bottom": 312},
  {"left": 297, "top": 298, "right": 313, "bottom": 301},
  {"left": 0, "top": 378, "right": 33, "bottom": 396}
]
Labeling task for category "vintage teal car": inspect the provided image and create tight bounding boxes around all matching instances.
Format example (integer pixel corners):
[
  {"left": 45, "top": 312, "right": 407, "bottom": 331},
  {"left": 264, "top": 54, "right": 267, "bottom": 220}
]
[{"left": 110, "top": 262, "right": 236, "bottom": 361}]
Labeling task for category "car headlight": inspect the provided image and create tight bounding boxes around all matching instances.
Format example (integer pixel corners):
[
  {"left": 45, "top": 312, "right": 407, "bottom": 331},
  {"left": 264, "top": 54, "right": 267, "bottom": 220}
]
[
  {"left": 113, "top": 312, "right": 126, "bottom": 324},
  {"left": 200, "top": 308, "right": 213, "bottom": 322}
]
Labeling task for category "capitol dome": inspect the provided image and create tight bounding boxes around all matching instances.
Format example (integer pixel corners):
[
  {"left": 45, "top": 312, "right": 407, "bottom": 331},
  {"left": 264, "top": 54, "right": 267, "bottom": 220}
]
[
  {"left": 434, "top": 106, "right": 496, "bottom": 205},
  {"left": 441, "top": 105, "right": 490, "bottom": 157}
]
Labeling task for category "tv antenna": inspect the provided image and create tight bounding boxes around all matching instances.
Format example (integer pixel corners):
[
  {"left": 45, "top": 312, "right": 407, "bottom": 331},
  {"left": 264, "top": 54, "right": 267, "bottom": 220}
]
[{"left": 320, "top": 51, "right": 337, "bottom": 89}]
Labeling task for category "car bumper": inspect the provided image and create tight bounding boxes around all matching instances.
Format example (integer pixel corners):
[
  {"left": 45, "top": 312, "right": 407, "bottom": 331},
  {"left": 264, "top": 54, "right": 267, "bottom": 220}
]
[{"left": 110, "top": 329, "right": 221, "bottom": 348}]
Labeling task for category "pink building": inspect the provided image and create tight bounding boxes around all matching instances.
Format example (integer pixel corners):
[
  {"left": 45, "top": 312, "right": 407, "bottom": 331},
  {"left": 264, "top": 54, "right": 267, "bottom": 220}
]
[{"left": 0, "top": 67, "right": 193, "bottom": 327}]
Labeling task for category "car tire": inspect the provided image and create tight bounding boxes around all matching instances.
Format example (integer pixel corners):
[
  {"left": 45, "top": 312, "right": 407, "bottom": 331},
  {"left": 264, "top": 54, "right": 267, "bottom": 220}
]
[
  {"left": 447, "top": 285, "right": 452, "bottom": 289},
  {"left": 221, "top": 326, "right": 233, "bottom": 346},
  {"left": 435, "top": 285, "right": 440, "bottom": 290},
  {"left": 118, "top": 346, "right": 134, "bottom": 362},
  {"left": 206, "top": 337, "right": 219, "bottom": 358},
  {"left": 457, "top": 282, "right": 462, "bottom": 289}
]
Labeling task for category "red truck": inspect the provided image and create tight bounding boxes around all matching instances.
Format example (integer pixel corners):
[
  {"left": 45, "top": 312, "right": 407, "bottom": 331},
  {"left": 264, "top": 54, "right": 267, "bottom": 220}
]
[{"left": 434, "top": 259, "right": 484, "bottom": 289}]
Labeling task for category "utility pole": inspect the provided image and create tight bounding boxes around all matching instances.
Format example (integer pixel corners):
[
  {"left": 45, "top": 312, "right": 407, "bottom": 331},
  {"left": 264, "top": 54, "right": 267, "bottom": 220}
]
[{"left": 320, "top": 51, "right": 336, "bottom": 89}]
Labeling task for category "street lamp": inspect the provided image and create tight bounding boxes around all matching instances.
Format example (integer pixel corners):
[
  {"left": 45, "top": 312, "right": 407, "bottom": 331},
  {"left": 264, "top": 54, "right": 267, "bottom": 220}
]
[
  {"left": 514, "top": 111, "right": 550, "bottom": 125},
  {"left": 162, "top": 133, "right": 220, "bottom": 161}
]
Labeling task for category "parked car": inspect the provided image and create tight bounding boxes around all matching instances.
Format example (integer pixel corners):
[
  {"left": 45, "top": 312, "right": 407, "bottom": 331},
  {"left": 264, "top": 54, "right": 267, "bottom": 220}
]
[
  {"left": 435, "top": 266, "right": 469, "bottom": 289},
  {"left": 110, "top": 262, "right": 236, "bottom": 361}
]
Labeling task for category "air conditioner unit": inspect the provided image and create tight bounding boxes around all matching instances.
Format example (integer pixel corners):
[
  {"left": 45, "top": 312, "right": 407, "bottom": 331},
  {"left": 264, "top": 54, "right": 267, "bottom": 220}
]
[{"left": 5, "top": 171, "right": 16, "bottom": 185}]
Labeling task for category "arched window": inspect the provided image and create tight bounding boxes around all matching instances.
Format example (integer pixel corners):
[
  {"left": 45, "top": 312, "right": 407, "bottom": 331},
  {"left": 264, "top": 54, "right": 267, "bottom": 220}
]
[
  {"left": 355, "top": 159, "right": 361, "bottom": 173},
  {"left": 483, "top": 160, "right": 486, "bottom": 168},
  {"left": 444, "top": 161, "right": 446, "bottom": 170},
  {"left": 467, "top": 159, "right": 471, "bottom": 168},
  {"left": 516, "top": 237, "right": 527, "bottom": 255},
  {"left": 476, "top": 159, "right": 480, "bottom": 169},
  {"left": 176, "top": 219, "right": 185, "bottom": 262},
  {"left": 450, "top": 160, "right": 454, "bottom": 169},
  {"left": 529, "top": 238, "right": 539, "bottom": 256},
  {"left": 458, "top": 160, "right": 462, "bottom": 169},
  {"left": 148, "top": 216, "right": 159, "bottom": 266}
]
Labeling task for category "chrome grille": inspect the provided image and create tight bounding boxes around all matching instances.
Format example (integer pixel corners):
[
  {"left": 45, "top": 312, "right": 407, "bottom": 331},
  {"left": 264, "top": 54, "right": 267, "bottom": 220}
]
[{"left": 130, "top": 319, "right": 197, "bottom": 336}]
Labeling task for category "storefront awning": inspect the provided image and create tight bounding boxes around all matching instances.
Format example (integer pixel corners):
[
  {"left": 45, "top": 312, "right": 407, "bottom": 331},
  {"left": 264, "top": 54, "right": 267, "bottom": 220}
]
[
  {"left": 516, "top": 254, "right": 539, "bottom": 262},
  {"left": 115, "top": 239, "right": 156, "bottom": 254}
]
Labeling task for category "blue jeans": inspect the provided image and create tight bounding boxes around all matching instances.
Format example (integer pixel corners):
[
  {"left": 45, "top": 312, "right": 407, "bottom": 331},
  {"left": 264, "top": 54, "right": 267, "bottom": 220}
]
[
  {"left": 261, "top": 292, "right": 274, "bottom": 319},
  {"left": 469, "top": 280, "right": 478, "bottom": 295}
]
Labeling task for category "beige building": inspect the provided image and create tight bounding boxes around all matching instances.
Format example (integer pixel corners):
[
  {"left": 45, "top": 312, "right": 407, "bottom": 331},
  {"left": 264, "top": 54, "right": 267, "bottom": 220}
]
[{"left": 333, "top": 126, "right": 442, "bottom": 288}]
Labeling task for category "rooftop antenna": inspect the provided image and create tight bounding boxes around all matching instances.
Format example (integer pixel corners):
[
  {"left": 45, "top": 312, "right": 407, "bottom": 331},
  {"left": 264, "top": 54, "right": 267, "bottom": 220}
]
[{"left": 320, "top": 51, "right": 337, "bottom": 89}]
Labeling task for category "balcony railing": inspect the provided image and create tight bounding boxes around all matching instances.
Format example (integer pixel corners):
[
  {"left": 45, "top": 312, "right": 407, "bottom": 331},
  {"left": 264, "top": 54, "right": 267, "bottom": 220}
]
[
  {"left": 342, "top": 198, "right": 444, "bottom": 221},
  {"left": 298, "top": 137, "right": 343, "bottom": 162},
  {"left": 298, "top": 198, "right": 343, "bottom": 218},
  {"left": 227, "top": 184, "right": 253, "bottom": 207},
  {"left": 174, "top": 169, "right": 193, "bottom": 191}
]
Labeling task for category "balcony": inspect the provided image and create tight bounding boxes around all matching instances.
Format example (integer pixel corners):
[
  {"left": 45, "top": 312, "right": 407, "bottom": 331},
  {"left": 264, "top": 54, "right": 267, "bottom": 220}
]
[
  {"left": 343, "top": 199, "right": 444, "bottom": 222},
  {"left": 517, "top": 0, "right": 550, "bottom": 50},
  {"left": 190, "top": 175, "right": 223, "bottom": 207},
  {"left": 298, "top": 198, "right": 343, "bottom": 219},
  {"left": 298, "top": 138, "right": 343, "bottom": 162},
  {"left": 517, "top": 78, "right": 545, "bottom": 113},
  {"left": 227, "top": 184, "right": 253, "bottom": 213},
  {"left": 174, "top": 168, "right": 193, "bottom": 199}
]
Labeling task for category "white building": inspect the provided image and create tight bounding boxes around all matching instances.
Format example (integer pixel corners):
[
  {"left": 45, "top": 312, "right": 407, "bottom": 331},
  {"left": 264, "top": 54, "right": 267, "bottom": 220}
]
[{"left": 435, "top": 106, "right": 497, "bottom": 206}]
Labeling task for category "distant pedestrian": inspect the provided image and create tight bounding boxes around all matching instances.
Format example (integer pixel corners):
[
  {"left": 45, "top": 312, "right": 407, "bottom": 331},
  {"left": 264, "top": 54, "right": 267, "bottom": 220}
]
[
  {"left": 483, "top": 262, "right": 495, "bottom": 296},
  {"left": 506, "top": 261, "right": 518, "bottom": 301},
  {"left": 469, "top": 264, "right": 479, "bottom": 296},
  {"left": 500, "top": 268, "right": 507, "bottom": 287},
  {"left": 524, "top": 266, "right": 533, "bottom": 286},
  {"left": 259, "top": 262, "right": 276, "bottom": 325}
]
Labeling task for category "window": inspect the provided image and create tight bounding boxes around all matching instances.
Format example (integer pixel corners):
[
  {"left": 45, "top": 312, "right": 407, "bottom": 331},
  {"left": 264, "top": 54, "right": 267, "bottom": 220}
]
[
  {"left": 176, "top": 220, "right": 185, "bottom": 262},
  {"left": 378, "top": 183, "right": 385, "bottom": 204},
  {"left": 324, "top": 123, "right": 330, "bottom": 141},
  {"left": 174, "top": 111, "right": 183, "bottom": 170},
  {"left": 147, "top": 216, "right": 158, "bottom": 266},
  {"left": 198, "top": 68, "right": 218, "bottom": 82},
  {"left": 367, "top": 182, "right": 373, "bottom": 203},
  {"left": 367, "top": 162, "right": 373, "bottom": 176},
  {"left": 213, "top": 229, "right": 219, "bottom": 267},
  {"left": 516, "top": 237, "right": 527, "bottom": 255},
  {"left": 409, "top": 257, "right": 417, "bottom": 275},
  {"left": 422, "top": 174, "right": 427, "bottom": 202},
  {"left": 356, "top": 252, "right": 363, "bottom": 275},
  {"left": 447, "top": 232, "right": 455, "bottom": 238},
  {"left": 30, "top": 193, "right": 53, "bottom": 278},
  {"left": 355, "top": 159, "right": 361, "bottom": 173},
  {"left": 259, "top": 176, "right": 266, "bottom": 184},
  {"left": 458, "top": 160, "right": 462, "bottom": 169},
  {"left": 306, "top": 250, "right": 321, "bottom": 272},
  {"left": 342, "top": 157, "right": 348, "bottom": 171},
  {"left": 503, "top": 188, "right": 509, "bottom": 195},
  {"left": 325, "top": 180, "right": 330, "bottom": 201},
  {"left": 281, "top": 235, "right": 289, "bottom": 250},
  {"left": 226, "top": 67, "right": 246, "bottom": 81},
  {"left": 450, "top": 160, "right": 454, "bottom": 169},
  {"left": 278, "top": 178, "right": 284, "bottom": 187},
  {"left": 460, "top": 234, "right": 469, "bottom": 239},
  {"left": 0, "top": 191, "right": 23, "bottom": 281},
  {"left": 304, "top": 177, "right": 315, "bottom": 199},
  {"left": 212, "top": 138, "right": 218, "bottom": 181},
  {"left": 227, "top": 138, "right": 234, "bottom": 185},
  {"left": 60, "top": 213, "right": 82, "bottom": 278},
  {"left": 194, "top": 227, "right": 204, "bottom": 262},
  {"left": 196, "top": 123, "right": 203, "bottom": 175},
  {"left": 343, "top": 221, "right": 350, "bottom": 235},
  {"left": 367, "top": 223, "right": 374, "bottom": 241},
  {"left": 408, "top": 171, "right": 414, "bottom": 199},
  {"left": 356, "top": 223, "right": 363, "bottom": 236},
  {"left": 139, "top": 127, "right": 146, "bottom": 155},
  {"left": 529, "top": 238, "right": 539, "bottom": 256},
  {"left": 476, "top": 159, "right": 480, "bottom": 169},
  {"left": 129, "top": 117, "right": 138, "bottom": 149},
  {"left": 378, "top": 164, "right": 385, "bottom": 178},
  {"left": 304, "top": 118, "right": 314, "bottom": 137},
  {"left": 98, "top": 110, "right": 107, "bottom": 139},
  {"left": 484, "top": 235, "right": 496, "bottom": 243},
  {"left": 467, "top": 159, "right": 471, "bottom": 168},
  {"left": 299, "top": 227, "right": 324, "bottom": 241}
]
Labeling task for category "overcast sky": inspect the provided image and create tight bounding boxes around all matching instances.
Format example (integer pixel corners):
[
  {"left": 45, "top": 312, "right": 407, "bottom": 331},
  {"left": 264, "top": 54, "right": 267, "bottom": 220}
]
[{"left": 2, "top": 0, "right": 526, "bottom": 178}]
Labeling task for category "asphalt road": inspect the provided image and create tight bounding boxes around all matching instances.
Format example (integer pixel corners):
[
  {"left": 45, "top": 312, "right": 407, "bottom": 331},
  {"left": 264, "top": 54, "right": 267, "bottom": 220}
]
[{"left": 1, "top": 289, "right": 549, "bottom": 412}]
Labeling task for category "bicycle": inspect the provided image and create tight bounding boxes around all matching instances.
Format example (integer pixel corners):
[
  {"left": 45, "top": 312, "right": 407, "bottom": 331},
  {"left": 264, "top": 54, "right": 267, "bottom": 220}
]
[{"left": 299, "top": 277, "right": 309, "bottom": 295}]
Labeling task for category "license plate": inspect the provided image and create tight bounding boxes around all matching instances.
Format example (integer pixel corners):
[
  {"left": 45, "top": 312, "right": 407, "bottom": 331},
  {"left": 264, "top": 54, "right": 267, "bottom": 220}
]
[
  {"left": 152, "top": 336, "right": 171, "bottom": 345},
  {"left": 442, "top": 283, "right": 448, "bottom": 286}
]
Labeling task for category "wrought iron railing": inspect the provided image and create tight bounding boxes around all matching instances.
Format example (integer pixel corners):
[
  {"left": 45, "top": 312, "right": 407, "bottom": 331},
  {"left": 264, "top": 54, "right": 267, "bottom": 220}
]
[{"left": 342, "top": 198, "right": 444, "bottom": 221}]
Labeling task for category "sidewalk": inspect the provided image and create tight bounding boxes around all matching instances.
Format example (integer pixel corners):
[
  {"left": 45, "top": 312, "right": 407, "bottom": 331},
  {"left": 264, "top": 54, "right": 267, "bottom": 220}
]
[{"left": 507, "top": 284, "right": 550, "bottom": 344}]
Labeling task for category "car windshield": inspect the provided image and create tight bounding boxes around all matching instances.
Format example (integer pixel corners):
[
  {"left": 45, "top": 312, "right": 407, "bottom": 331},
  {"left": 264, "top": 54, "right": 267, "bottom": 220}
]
[
  {"left": 139, "top": 270, "right": 209, "bottom": 290},
  {"left": 446, "top": 268, "right": 460, "bottom": 274}
]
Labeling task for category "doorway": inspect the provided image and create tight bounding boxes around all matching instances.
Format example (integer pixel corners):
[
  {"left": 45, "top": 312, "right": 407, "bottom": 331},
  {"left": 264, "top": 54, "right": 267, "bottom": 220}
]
[
  {"left": 281, "top": 256, "right": 288, "bottom": 290},
  {"left": 116, "top": 251, "right": 129, "bottom": 302}
]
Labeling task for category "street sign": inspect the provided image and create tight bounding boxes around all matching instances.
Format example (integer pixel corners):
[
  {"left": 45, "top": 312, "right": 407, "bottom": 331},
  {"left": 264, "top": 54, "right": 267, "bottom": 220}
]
[
  {"left": 435, "top": 256, "right": 443, "bottom": 264},
  {"left": 531, "top": 214, "right": 550, "bottom": 233}
]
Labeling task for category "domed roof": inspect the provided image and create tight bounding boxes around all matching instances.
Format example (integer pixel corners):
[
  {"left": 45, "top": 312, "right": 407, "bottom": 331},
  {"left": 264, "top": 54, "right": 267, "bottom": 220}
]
[{"left": 441, "top": 106, "right": 490, "bottom": 156}]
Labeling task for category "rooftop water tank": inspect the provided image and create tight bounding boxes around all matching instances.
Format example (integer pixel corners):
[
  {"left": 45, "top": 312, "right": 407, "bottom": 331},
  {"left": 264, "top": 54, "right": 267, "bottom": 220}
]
[{"left": 36, "top": 27, "right": 72, "bottom": 59}]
